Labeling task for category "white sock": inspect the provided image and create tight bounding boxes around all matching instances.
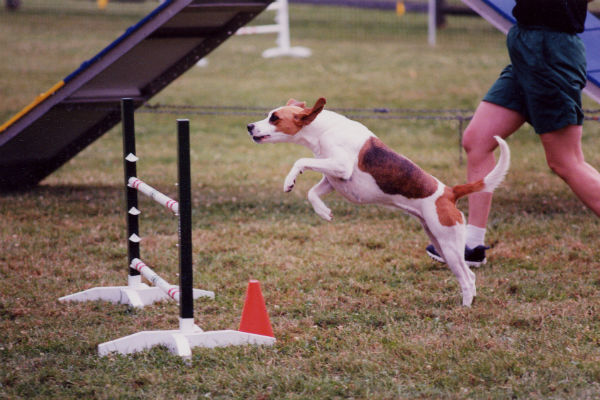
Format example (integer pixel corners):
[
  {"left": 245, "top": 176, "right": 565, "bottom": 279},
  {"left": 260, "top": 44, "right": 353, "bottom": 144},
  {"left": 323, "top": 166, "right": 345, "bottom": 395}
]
[{"left": 465, "top": 224, "right": 486, "bottom": 248}]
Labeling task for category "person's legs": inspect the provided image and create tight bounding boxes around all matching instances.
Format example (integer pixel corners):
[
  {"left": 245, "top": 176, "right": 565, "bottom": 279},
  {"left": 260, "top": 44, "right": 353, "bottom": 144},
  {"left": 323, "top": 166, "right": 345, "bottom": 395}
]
[
  {"left": 462, "top": 101, "right": 526, "bottom": 230},
  {"left": 540, "top": 125, "right": 600, "bottom": 216},
  {"left": 427, "top": 101, "right": 525, "bottom": 265}
]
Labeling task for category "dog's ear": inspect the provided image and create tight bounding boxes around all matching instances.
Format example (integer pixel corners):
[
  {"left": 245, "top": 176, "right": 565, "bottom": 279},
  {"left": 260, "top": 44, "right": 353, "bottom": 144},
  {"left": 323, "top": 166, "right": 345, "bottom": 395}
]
[
  {"left": 296, "top": 97, "right": 326, "bottom": 126},
  {"left": 286, "top": 98, "right": 306, "bottom": 108}
]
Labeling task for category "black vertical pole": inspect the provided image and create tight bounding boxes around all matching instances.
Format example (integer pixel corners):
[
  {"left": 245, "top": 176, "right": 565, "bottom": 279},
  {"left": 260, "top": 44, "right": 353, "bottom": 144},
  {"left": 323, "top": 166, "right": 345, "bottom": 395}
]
[
  {"left": 122, "top": 98, "right": 140, "bottom": 278},
  {"left": 436, "top": 0, "right": 447, "bottom": 28},
  {"left": 177, "top": 119, "right": 194, "bottom": 320}
]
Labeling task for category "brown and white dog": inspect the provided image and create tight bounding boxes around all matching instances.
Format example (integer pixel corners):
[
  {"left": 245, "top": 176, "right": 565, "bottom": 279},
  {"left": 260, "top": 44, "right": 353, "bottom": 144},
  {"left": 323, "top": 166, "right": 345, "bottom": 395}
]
[{"left": 247, "top": 98, "right": 510, "bottom": 306}]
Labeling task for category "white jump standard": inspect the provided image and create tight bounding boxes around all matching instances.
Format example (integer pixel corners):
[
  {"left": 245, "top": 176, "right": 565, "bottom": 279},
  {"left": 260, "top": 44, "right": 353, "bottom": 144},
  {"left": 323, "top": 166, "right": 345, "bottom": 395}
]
[
  {"left": 95, "top": 98, "right": 275, "bottom": 358},
  {"left": 236, "top": 0, "right": 311, "bottom": 58},
  {"left": 59, "top": 98, "right": 214, "bottom": 308}
]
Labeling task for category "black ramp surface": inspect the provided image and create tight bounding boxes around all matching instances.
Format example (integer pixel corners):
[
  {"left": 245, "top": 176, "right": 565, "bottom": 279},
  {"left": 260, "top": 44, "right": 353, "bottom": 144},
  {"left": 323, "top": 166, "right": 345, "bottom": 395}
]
[{"left": 0, "top": 0, "right": 273, "bottom": 190}]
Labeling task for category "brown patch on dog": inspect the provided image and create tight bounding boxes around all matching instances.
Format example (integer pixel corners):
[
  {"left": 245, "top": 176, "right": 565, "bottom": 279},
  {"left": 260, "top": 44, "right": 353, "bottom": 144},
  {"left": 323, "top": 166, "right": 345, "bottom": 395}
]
[
  {"left": 270, "top": 98, "right": 327, "bottom": 135},
  {"left": 299, "top": 97, "right": 326, "bottom": 125},
  {"left": 357, "top": 137, "right": 438, "bottom": 198},
  {"left": 270, "top": 106, "right": 304, "bottom": 135},
  {"left": 451, "top": 180, "right": 485, "bottom": 200},
  {"left": 435, "top": 187, "right": 463, "bottom": 226},
  {"left": 286, "top": 98, "right": 306, "bottom": 107}
]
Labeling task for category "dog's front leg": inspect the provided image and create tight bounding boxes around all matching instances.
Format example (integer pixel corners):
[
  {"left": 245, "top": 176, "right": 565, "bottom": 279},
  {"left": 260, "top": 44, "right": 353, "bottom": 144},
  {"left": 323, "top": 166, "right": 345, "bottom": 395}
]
[
  {"left": 284, "top": 157, "right": 352, "bottom": 192},
  {"left": 307, "top": 177, "right": 334, "bottom": 221}
]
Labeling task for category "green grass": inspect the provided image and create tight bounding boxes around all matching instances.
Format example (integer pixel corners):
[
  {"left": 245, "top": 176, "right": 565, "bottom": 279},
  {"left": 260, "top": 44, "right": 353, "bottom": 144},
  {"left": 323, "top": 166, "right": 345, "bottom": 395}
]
[{"left": 2, "top": 2, "right": 600, "bottom": 399}]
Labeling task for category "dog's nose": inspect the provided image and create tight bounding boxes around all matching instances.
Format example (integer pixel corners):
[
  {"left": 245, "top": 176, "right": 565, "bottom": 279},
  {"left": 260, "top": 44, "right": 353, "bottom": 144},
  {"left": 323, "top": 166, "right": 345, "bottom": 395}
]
[{"left": 247, "top": 123, "right": 254, "bottom": 133}]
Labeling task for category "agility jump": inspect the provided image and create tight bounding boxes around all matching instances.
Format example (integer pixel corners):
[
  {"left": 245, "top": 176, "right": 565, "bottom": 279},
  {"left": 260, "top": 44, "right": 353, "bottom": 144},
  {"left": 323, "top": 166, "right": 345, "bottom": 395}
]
[
  {"left": 236, "top": 0, "right": 310, "bottom": 58},
  {"left": 59, "top": 99, "right": 213, "bottom": 308},
  {"left": 57, "top": 98, "right": 275, "bottom": 357},
  {"left": 100, "top": 99, "right": 275, "bottom": 358}
]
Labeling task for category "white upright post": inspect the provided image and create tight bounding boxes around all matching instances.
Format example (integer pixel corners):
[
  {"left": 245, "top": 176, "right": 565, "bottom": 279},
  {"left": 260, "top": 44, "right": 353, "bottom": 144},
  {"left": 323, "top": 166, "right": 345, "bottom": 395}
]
[
  {"left": 428, "top": 0, "right": 437, "bottom": 46},
  {"left": 270, "top": 0, "right": 292, "bottom": 55},
  {"left": 262, "top": 0, "right": 311, "bottom": 58}
]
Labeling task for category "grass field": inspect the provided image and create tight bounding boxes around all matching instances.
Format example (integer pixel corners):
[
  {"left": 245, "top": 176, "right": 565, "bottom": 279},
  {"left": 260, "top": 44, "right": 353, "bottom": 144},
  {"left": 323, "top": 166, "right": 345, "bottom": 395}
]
[{"left": 2, "top": 2, "right": 600, "bottom": 399}]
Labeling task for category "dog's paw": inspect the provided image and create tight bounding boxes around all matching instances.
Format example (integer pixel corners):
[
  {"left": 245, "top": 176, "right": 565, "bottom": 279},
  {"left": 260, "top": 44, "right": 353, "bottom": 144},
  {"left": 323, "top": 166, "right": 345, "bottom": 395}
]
[
  {"left": 461, "top": 287, "right": 475, "bottom": 307},
  {"left": 314, "top": 205, "right": 333, "bottom": 221},
  {"left": 283, "top": 170, "right": 300, "bottom": 192},
  {"left": 283, "top": 179, "right": 295, "bottom": 192}
]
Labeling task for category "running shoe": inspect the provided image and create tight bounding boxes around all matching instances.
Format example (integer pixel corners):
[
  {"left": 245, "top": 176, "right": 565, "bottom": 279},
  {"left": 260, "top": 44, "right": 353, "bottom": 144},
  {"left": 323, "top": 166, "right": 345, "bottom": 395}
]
[{"left": 425, "top": 244, "right": 489, "bottom": 267}]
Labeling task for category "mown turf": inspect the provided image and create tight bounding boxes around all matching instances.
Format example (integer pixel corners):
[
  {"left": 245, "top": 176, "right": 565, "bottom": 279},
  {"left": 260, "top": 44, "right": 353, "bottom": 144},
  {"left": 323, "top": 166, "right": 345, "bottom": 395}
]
[{"left": 1, "top": 1, "right": 600, "bottom": 399}]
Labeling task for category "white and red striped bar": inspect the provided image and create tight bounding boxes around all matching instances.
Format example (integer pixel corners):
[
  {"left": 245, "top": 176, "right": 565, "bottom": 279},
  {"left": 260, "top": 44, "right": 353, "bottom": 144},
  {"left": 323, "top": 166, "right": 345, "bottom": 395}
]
[
  {"left": 130, "top": 258, "right": 180, "bottom": 302},
  {"left": 128, "top": 177, "right": 179, "bottom": 214}
]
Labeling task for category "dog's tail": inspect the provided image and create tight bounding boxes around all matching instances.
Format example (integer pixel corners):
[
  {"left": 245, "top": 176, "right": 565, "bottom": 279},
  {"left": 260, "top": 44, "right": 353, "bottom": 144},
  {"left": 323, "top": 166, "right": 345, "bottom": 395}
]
[{"left": 452, "top": 136, "right": 510, "bottom": 200}]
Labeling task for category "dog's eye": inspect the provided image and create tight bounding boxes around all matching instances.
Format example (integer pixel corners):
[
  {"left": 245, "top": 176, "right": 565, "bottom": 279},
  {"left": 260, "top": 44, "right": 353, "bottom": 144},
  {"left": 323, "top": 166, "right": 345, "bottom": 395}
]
[{"left": 269, "top": 114, "right": 280, "bottom": 123}]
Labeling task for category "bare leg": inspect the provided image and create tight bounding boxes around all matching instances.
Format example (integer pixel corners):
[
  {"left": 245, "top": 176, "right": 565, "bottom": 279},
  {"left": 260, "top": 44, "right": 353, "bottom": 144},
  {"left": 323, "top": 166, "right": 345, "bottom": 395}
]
[
  {"left": 462, "top": 101, "right": 526, "bottom": 228},
  {"left": 540, "top": 125, "right": 600, "bottom": 216}
]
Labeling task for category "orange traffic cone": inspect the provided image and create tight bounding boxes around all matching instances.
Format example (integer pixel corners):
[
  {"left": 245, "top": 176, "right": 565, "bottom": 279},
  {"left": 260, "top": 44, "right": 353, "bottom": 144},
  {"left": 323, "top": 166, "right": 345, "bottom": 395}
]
[{"left": 239, "top": 280, "right": 274, "bottom": 337}]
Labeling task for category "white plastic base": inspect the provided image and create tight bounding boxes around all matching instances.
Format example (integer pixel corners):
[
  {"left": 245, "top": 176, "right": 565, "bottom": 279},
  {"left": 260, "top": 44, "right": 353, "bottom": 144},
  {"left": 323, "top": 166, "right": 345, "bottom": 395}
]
[
  {"left": 262, "top": 46, "right": 311, "bottom": 58},
  {"left": 58, "top": 282, "right": 215, "bottom": 308},
  {"left": 98, "top": 323, "right": 276, "bottom": 359}
]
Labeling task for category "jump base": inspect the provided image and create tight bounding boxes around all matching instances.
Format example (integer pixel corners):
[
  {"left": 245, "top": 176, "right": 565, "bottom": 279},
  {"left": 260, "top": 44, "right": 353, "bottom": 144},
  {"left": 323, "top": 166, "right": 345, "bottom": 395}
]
[
  {"left": 58, "top": 284, "right": 214, "bottom": 308},
  {"left": 98, "top": 328, "right": 276, "bottom": 359},
  {"left": 262, "top": 46, "right": 311, "bottom": 58}
]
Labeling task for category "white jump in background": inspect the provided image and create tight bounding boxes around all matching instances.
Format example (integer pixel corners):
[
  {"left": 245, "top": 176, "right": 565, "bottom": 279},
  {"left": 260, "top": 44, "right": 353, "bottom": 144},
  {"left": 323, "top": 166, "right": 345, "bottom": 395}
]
[{"left": 247, "top": 98, "right": 510, "bottom": 306}]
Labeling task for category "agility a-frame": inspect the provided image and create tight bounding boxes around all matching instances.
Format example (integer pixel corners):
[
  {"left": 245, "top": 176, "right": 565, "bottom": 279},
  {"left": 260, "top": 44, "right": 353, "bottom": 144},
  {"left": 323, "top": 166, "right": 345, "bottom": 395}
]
[{"left": 0, "top": 0, "right": 274, "bottom": 191}]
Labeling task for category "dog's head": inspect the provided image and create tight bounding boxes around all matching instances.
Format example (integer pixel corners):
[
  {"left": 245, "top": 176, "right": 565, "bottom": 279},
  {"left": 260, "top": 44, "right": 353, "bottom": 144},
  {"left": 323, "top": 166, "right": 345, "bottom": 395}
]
[{"left": 247, "top": 97, "right": 326, "bottom": 143}]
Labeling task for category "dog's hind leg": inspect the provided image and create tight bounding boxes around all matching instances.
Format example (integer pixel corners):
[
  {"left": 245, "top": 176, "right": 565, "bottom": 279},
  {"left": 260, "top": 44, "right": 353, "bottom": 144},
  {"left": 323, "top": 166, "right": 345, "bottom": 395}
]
[
  {"left": 420, "top": 219, "right": 476, "bottom": 306},
  {"left": 440, "top": 240, "right": 476, "bottom": 307},
  {"left": 418, "top": 218, "right": 444, "bottom": 266}
]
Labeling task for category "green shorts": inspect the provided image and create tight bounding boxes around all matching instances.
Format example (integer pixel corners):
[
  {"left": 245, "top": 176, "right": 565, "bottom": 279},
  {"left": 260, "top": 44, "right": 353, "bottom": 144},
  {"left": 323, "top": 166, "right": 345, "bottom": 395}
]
[{"left": 483, "top": 25, "right": 587, "bottom": 134}]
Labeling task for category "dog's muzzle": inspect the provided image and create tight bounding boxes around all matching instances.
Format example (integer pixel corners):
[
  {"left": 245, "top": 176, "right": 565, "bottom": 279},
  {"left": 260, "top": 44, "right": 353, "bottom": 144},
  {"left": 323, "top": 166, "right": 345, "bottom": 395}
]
[{"left": 247, "top": 123, "right": 269, "bottom": 143}]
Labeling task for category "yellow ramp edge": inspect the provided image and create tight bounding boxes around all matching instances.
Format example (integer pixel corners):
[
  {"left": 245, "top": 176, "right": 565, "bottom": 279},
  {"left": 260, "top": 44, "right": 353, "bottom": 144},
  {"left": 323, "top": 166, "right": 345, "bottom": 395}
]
[{"left": 0, "top": 81, "right": 65, "bottom": 134}]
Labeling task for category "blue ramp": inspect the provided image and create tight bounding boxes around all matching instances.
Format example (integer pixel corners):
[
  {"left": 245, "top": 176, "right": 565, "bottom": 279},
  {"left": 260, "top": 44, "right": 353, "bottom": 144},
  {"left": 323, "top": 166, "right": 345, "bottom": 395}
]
[
  {"left": 0, "top": 0, "right": 273, "bottom": 191},
  {"left": 461, "top": 0, "right": 600, "bottom": 104}
]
